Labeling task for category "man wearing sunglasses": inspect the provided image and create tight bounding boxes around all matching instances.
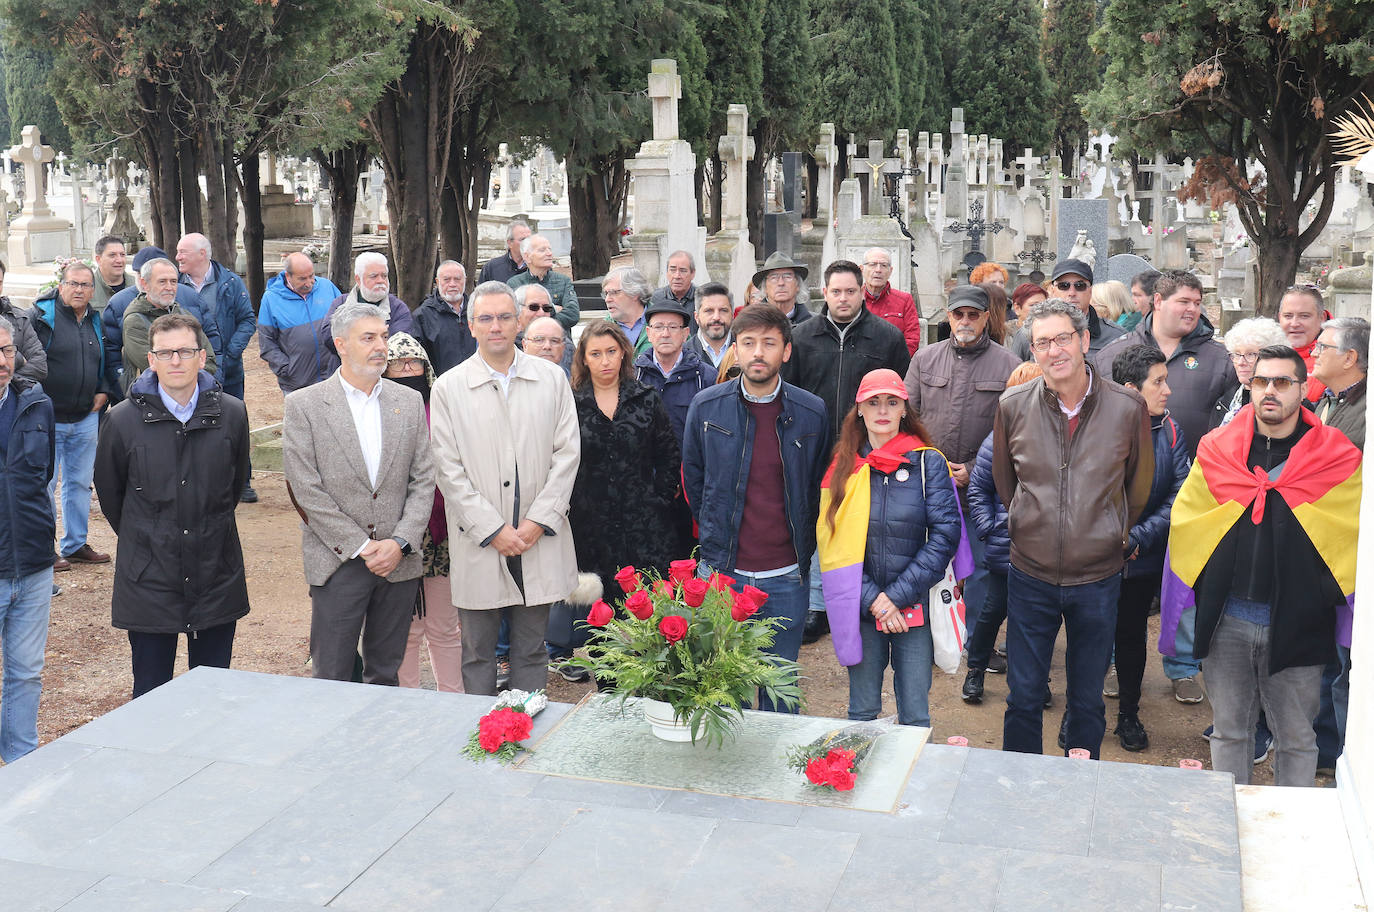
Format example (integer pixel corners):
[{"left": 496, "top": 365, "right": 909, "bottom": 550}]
[
  {"left": 1161, "top": 345, "right": 1360, "bottom": 787},
  {"left": 1008, "top": 259, "right": 1125, "bottom": 361}
]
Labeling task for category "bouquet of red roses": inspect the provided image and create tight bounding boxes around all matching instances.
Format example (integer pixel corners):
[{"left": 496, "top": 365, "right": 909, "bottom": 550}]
[
  {"left": 785, "top": 721, "right": 888, "bottom": 791},
  {"left": 461, "top": 689, "right": 548, "bottom": 764}
]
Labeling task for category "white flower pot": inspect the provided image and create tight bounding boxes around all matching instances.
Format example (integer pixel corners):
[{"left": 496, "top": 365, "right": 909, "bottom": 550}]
[{"left": 642, "top": 698, "right": 694, "bottom": 742}]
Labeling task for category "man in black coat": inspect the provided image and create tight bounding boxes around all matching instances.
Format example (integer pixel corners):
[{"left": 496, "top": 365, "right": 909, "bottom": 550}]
[
  {"left": 94, "top": 313, "right": 252, "bottom": 698},
  {"left": 413, "top": 259, "right": 476, "bottom": 374}
]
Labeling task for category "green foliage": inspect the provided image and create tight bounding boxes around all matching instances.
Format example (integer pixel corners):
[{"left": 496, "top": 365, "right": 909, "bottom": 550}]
[
  {"left": 0, "top": 40, "right": 10, "bottom": 150},
  {"left": 890, "top": 0, "right": 929, "bottom": 133},
  {"left": 670, "top": 15, "right": 714, "bottom": 161},
  {"left": 757, "top": 0, "right": 816, "bottom": 155},
  {"left": 702, "top": 0, "right": 763, "bottom": 136},
  {"left": 575, "top": 569, "right": 805, "bottom": 748},
  {"left": 0, "top": 36, "right": 68, "bottom": 150},
  {"left": 1043, "top": 0, "right": 1100, "bottom": 161},
  {"left": 1085, "top": 0, "right": 1374, "bottom": 311},
  {"left": 810, "top": 0, "right": 900, "bottom": 144},
  {"left": 947, "top": 0, "right": 1049, "bottom": 156}
]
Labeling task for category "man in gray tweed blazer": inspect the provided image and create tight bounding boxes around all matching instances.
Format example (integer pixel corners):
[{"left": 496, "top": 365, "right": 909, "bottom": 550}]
[{"left": 283, "top": 300, "right": 434, "bottom": 684}]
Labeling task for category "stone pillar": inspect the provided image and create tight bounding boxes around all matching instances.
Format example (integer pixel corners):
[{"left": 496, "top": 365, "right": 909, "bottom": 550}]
[
  {"left": 798, "top": 122, "right": 839, "bottom": 298},
  {"left": 705, "top": 103, "right": 755, "bottom": 300},
  {"left": 7, "top": 125, "right": 72, "bottom": 265}
]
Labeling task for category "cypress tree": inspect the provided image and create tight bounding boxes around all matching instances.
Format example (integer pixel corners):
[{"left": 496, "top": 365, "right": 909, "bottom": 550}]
[
  {"left": 947, "top": 0, "right": 1050, "bottom": 159},
  {"left": 1044, "top": 0, "right": 1099, "bottom": 162}
]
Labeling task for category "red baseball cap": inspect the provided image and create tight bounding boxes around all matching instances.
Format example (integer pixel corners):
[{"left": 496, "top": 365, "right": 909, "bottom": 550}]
[{"left": 855, "top": 368, "right": 908, "bottom": 403}]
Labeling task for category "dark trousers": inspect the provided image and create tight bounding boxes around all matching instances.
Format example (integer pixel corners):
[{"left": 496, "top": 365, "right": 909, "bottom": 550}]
[
  {"left": 309, "top": 558, "right": 418, "bottom": 686},
  {"left": 965, "top": 569, "right": 1009, "bottom": 671},
  {"left": 1004, "top": 567, "right": 1120, "bottom": 759},
  {"left": 1114, "top": 572, "right": 1160, "bottom": 717},
  {"left": 128, "top": 621, "right": 236, "bottom": 699},
  {"left": 459, "top": 604, "right": 551, "bottom": 695}
]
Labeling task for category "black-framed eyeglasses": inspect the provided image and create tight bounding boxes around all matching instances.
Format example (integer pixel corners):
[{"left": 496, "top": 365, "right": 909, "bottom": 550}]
[
  {"left": 149, "top": 347, "right": 202, "bottom": 361},
  {"left": 1311, "top": 341, "right": 1343, "bottom": 356},
  {"left": 647, "top": 322, "right": 687, "bottom": 334},
  {"left": 1030, "top": 331, "right": 1081, "bottom": 354},
  {"left": 63, "top": 280, "right": 94, "bottom": 290},
  {"left": 0, "top": 344, "right": 16, "bottom": 359},
  {"left": 1228, "top": 351, "right": 1260, "bottom": 364},
  {"left": 1248, "top": 375, "right": 1298, "bottom": 393},
  {"left": 1054, "top": 280, "right": 1089, "bottom": 292}
]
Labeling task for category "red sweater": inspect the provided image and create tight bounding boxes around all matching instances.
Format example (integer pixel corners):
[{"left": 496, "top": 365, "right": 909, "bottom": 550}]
[{"left": 735, "top": 397, "right": 797, "bottom": 572}]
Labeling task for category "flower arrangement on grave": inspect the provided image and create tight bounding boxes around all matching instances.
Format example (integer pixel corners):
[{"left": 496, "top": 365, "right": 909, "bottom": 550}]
[
  {"left": 784, "top": 721, "right": 888, "bottom": 792},
  {"left": 461, "top": 689, "right": 548, "bottom": 764},
  {"left": 574, "top": 558, "right": 804, "bottom": 746},
  {"left": 40, "top": 255, "right": 94, "bottom": 294}
]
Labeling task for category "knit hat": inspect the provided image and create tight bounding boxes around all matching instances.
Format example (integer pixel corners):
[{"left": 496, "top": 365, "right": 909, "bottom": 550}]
[{"left": 385, "top": 332, "right": 435, "bottom": 386}]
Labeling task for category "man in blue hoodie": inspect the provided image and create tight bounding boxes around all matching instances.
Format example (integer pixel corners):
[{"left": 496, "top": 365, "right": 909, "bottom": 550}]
[{"left": 258, "top": 252, "right": 342, "bottom": 394}]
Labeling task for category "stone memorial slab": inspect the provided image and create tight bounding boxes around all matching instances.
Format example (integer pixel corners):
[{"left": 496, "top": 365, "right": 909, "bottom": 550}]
[
  {"left": 516, "top": 694, "right": 928, "bottom": 813},
  {"left": 1057, "top": 198, "right": 1110, "bottom": 280},
  {"left": 1107, "top": 252, "right": 1158, "bottom": 286}
]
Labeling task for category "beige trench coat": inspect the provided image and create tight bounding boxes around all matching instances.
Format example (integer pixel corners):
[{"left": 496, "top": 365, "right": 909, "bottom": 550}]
[{"left": 429, "top": 350, "right": 581, "bottom": 611}]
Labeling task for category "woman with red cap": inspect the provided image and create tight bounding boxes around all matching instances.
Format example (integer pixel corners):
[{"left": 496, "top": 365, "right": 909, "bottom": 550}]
[{"left": 817, "top": 368, "right": 963, "bottom": 726}]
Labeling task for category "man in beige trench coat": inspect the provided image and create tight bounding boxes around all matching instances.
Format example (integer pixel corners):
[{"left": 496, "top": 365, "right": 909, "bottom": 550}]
[{"left": 429, "top": 281, "right": 581, "bottom": 694}]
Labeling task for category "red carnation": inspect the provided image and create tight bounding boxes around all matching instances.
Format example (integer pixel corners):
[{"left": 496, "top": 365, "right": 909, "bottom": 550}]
[
  {"left": 498, "top": 709, "right": 533, "bottom": 742},
  {"left": 625, "top": 589, "right": 654, "bottom": 620},
  {"left": 614, "top": 565, "right": 642, "bottom": 593},
  {"left": 586, "top": 599, "right": 614, "bottom": 627},
  {"left": 658, "top": 614, "right": 689, "bottom": 644},
  {"left": 682, "top": 578, "right": 710, "bottom": 608},
  {"left": 805, "top": 757, "right": 830, "bottom": 786},
  {"left": 827, "top": 768, "right": 856, "bottom": 791},
  {"left": 668, "top": 558, "right": 697, "bottom": 583}
]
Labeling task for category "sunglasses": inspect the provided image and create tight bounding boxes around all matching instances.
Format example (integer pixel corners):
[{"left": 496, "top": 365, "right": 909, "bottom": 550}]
[
  {"left": 526, "top": 303, "right": 555, "bottom": 313},
  {"left": 1248, "top": 375, "right": 1299, "bottom": 394},
  {"left": 1054, "top": 280, "right": 1090, "bottom": 292}
]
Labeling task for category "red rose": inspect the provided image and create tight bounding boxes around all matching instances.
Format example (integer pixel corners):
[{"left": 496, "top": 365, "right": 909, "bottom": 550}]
[
  {"left": 586, "top": 599, "right": 614, "bottom": 627},
  {"left": 707, "top": 572, "right": 737, "bottom": 592},
  {"left": 614, "top": 565, "right": 642, "bottom": 593},
  {"left": 668, "top": 558, "right": 697, "bottom": 583},
  {"left": 658, "top": 614, "right": 689, "bottom": 644},
  {"left": 740, "top": 584, "right": 770, "bottom": 606},
  {"left": 681, "top": 578, "right": 710, "bottom": 607},
  {"left": 625, "top": 589, "right": 654, "bottom": 620},
  {"left": 654, "top": 579, "right": 674, "bottom": 597},
  {"left": 730, "top": 592, "right": 760, "bottom": 622}
]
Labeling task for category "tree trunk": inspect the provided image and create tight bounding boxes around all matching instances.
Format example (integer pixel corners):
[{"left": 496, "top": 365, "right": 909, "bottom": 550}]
[
  {"left": 438, "top": 181, "right": 463, "bottom": 265},
  {"left": 694, "top": 159, "right": 707, "bottom": 229},
  {"left": 1256, "top": 233, "right": 1300, "bottom": 320},
  {"left": 566, "top": 151, "right": 626, "bottom": 279},
  {"left": 238, "top": 154, "right": 266, "bottom": 308},
  {"left": 707, "top": 150, "right": 723, "bottom": 235},
  {"left": 141, "top": 82, "right": 182, "bottom": 250},
  {"left": 805, "top": 153, "right": 819, "bottom": 220},
  {"left": 312, "top": 143, "right": 367, "bottom": 291},
  {"left": 201, "top": 125, "right": 232, "bottom": 264},
  {"left": 178, "top": 136, "right": 203, "bottom": 236},
  {"left": 222, "top": 134, "right": 239, "bottom": 267},
  {"left": 746, "top": 140, "right": 765, "bottom": 255}
]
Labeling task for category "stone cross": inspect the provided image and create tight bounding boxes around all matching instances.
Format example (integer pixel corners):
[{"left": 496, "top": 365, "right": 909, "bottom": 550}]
[
  {"left": 813, "top": 122, "right": 838, "bottom": 223},
  {"left": 9, "top": 125, "right": 54, "bottom": 218},
  {"left": 849, "top": 139, "right": 903, "bottom": 216},
  {"left": 647, "top": 58, "right": 681, "bottom": 142},
  {"left": 1016, "top": 148, "right": 1038, "bottom": 189},
  {"left": 717, "top": 104, "right": 754, "bottom": 232},
  {"left": 948, "top": 197, "right": 1005, "bottom": 255}
]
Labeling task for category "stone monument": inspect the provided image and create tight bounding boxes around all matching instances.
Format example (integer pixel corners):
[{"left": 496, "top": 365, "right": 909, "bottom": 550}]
[
  {"left": 704, "top": 103, "right": 756, "bottom": 300},
  {"left": 7, "top": 125, "right": 73, "bottom": 266}
]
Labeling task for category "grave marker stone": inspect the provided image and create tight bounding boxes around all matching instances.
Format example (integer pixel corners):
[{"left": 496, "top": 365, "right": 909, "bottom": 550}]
[
  {"left": 6, "top": 124, "right": 72, "bottom": 265},
  {"left": 1056, "top": 198, "right": 1109, "bottom": 279}
]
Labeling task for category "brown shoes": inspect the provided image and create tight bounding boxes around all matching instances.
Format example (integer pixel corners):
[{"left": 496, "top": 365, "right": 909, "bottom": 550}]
[
  {"left": 53, "top": 557, "right": 71, "bottom": 572},
  {"left": 64, "top": 544, "right": 111, "bottom": 564}
]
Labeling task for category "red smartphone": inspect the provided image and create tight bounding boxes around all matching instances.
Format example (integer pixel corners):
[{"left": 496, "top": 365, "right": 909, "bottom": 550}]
[{"left": 877, "top": 605, "right": 924, "bottom": 630}]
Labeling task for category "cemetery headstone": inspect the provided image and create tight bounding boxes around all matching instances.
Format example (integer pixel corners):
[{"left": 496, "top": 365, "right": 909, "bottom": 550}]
[
  {"left": 7, "top": 125, "right": 72, "bottom": 265},
  {"left": 705, "top": 103, "right": 756, "bottom": 301},
  {"left": 1056, "top": 198, "right": 1109, "bottom": 280}
]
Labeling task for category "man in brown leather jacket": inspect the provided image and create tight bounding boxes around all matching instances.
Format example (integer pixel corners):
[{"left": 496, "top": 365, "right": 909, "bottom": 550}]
[{"left": 992, "top": 298, "right": 1153, "bottom": 759}]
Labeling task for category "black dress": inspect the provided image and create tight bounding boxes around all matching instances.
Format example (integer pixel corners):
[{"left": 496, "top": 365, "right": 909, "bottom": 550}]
[{"left": 570, "top": 380, "right": 683, "bottom": 595}]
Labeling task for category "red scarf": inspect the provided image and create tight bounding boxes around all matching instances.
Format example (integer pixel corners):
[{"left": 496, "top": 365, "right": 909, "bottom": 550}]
[{"left": 823, "top": 432, "right": 923, "bottom": 487}]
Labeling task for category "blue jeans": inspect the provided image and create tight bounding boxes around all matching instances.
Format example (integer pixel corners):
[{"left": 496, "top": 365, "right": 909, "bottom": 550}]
[
  {"left": 847, "top": 614, "right": 934, "bottom": 726},
  {"left": 50, "top": 411, "right": 100, "bottom": 557},
  {"left": 0, "top": 568, "right": 54, "bottom": 762},
  {"left": 1004, "top": 567, "right": 1120, "bottom": 758},
  {"left": 732, "top": 567, "right": 807, "bottom": 713},
  {"left": 965, "top": 569, "right": 1008, "bottom": 671}
]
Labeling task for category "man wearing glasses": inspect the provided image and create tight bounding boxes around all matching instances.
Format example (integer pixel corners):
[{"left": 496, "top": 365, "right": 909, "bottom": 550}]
[
  {"left": 31, "top": 262, "right": 118, "bottom": 570},
  {"left": 1161, "top": 345, "right": 1360, "bottom": 786},
  {"left": 1008, "top": 259, "right": 1125, "bottom": 360},
  {"left": 95, "top": 313, "right": 251, "bottom": 697},
  {"left": 753, "top": 252, "right": 814, "bottom": 325},
  {"left": 993, "top": 298, "right": 1153, "bottom": 759},
  {"left": 600, "top": 267, "right": 653, "bottom": 355},
  {"left": 861, "top": 247, "right": 921, "bottom": 354},
  {"left": 121, "top": 258, "right": 218, "bottom": 394},
  {"left": 633, "top": 298, "right": 711, "bottom": 444},
  {"left": 1096, "top": 269, "right": 1234, "bottom": 461}
]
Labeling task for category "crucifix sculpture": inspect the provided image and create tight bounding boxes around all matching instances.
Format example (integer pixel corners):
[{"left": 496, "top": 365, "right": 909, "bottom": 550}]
[
  {"left": 948, "top": 198, "right": 1004, "bottom": 255},
  {"left": 1016, "top": 235, "right": 1057, "bottom": 273}
]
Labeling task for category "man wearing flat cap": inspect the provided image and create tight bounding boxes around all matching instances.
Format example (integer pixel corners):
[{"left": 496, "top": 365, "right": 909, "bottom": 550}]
[
  {"left": 904, "top": 284, "right": 1020, "bottom": 697},
  {"left": 1008, "top": 259, "right": 1124, "bottom": 360},
  {"left": 754, "top": 252, "right": 814, "bottom": 326}
]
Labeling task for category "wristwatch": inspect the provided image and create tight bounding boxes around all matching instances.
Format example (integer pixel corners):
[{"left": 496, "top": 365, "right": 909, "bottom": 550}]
[{"left": 391, "top": 536, "right": 412, "bottom": 556}]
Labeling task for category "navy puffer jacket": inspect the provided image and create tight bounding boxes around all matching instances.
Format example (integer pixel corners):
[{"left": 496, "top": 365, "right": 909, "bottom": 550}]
[
  {"left": 1124, "top": 411, "right": 1189, "bottom": 579},
  {"left": 858, "top": 446, "right": 962, "bottom": 614},
  {"left": 967, "top": 430, "right": 1010, "bottom": 574},
  {"left": 0, "top": 377, "right": 57, "bottom": 577}
]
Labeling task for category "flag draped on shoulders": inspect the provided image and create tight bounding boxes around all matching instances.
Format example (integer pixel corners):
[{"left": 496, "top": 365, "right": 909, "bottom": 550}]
[
  {"left": 816, "top": 433, "right": 973, "bottom": 666},
  {"left": 1160, "top": 405, "right": 1361, "bottom": 657}
]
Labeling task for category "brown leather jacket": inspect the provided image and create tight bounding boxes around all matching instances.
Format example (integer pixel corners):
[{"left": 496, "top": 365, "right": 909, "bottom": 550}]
[
  {"left": 905, "top": 333, "right": 1020, "bottom": 467},
  {"left": 991, "top": 367, "right": 1153, "bottom": 586}
]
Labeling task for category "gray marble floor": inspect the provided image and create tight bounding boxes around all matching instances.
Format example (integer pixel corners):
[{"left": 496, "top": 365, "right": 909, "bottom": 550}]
[{"left": 0, "top": 667, "right": 1242, "bottom": 911}]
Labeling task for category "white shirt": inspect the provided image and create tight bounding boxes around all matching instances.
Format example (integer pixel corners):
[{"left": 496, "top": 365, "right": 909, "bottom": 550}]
[
  {"left": 479, "top": 353, "right": 516, "bottom": 398},
  {"left": 1057, "top": 369, "right": 1094, "bottom": 420},
  {"left": 157, "top": 382, "right": 200, "bottom": 425},
  {"left": 653, "top": 350, "right": 682, "bottom": 378},
  {"left": 338, "top": 372, "right": 383, "bottom": 487}
]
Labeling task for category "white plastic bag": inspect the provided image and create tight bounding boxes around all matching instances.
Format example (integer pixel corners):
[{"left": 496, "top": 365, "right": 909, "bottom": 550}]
[{"left": 929, "top": 563, "right": 967, "bottom": 674}]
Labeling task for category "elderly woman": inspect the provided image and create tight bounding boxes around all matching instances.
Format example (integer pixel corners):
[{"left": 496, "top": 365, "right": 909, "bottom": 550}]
[
  {"left": 1211, "top": 317, "right": 1288, "bottom": 429},
  {"left": 1091, "top": 280, "right": 1131, "bottom": 325},
  {"left": 600, "top": 266, "right": 654, "bottom": 356},
  {"left": 569, "top": 321, "right": 680, "bottom": 599},
  {"left": 386, "top": 332, "right": 462, "bottom": 692}
]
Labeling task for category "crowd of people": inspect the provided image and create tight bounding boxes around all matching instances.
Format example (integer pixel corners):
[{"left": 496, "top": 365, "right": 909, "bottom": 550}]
[{"left": 0, "top": 218, "right": 1366, "bottom": 791}]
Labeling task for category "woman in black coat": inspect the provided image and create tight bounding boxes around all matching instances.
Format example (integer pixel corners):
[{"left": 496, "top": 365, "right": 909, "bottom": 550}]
[{"left": 569, "top": 322, "right": 682, "bottom": 599}]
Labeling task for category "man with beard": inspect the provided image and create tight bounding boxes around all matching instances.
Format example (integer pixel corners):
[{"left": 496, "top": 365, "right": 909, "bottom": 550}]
[
  {"left": 685, "top": 282, "right": 734, "bottom": 370},
  {"left": 413, "top": 259, "right": 476, "bottom": 374},
  {"left": 478, "top": 219, "right": 531, "bottom": 285},
  {"left": 753, "top": 252, "right": 813, "bottom": 325},
  {"left": 320, "top": 253, "right": 415, "bottom": 374},
  {"left": 121, "top": 258, "right": 218, "bottom": 393},
  {"left": 1161, "top": 345, "right": 1360, "bottom": 786}
]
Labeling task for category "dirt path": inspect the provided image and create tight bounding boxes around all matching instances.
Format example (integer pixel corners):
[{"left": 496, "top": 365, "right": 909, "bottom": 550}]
[{"left": 36, "top": 339, "right": 1290, "bottom": 784}]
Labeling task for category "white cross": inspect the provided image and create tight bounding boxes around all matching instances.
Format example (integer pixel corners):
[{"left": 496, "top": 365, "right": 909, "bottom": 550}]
[
  {"left": 647, "top": 59, "right": 681, "bottom": 142},
  {"left": 9, "top": 125, "right": 54, "bottom": 218}
]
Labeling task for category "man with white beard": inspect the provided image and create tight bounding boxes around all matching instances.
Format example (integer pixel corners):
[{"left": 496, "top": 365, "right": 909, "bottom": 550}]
[
  {"left": 413, "top": 259, "right": 475, "bottom": 374},
  {"left": 320, "top": 252, "right": 414, "bottom": 373}
]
